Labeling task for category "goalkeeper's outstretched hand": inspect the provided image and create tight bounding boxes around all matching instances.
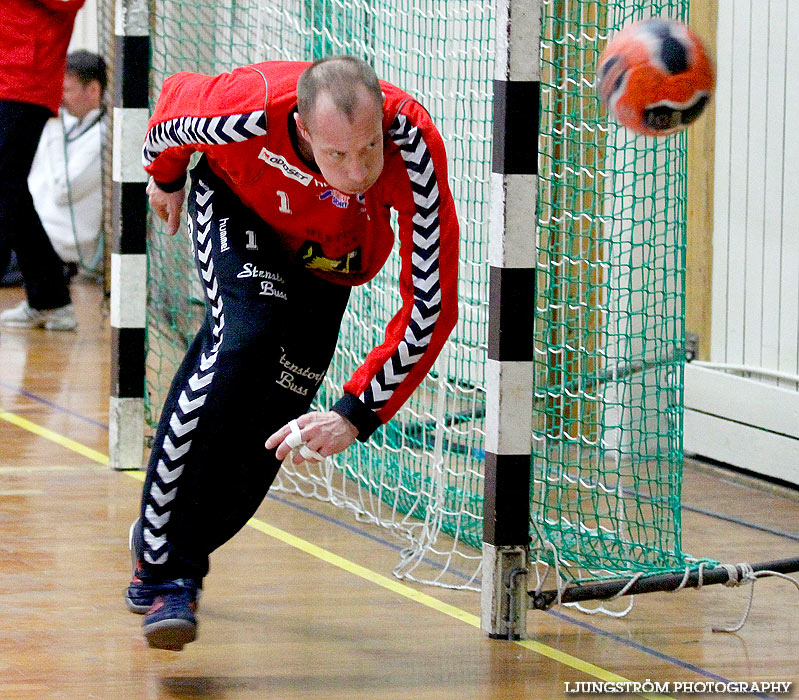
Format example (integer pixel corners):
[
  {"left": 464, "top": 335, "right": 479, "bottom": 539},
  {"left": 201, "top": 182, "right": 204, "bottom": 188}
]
[{"left": 266, "top": 411, "right": 358, "bottom": 465}]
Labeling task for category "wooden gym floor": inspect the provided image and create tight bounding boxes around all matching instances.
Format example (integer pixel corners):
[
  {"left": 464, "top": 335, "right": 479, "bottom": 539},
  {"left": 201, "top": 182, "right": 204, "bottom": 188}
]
[{"left": 1, "top": 278, "right": 798, "bottom": 700}]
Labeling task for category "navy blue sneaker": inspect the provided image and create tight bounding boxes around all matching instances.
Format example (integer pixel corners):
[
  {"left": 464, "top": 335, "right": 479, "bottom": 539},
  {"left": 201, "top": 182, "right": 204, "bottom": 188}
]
[
  {"left": 125, "top": 519, "right": 160, "bottom": 613},
  {"left": 142, "top": 579, "right": 199, "bottom": 651},
  {"left": 124, "top": 519, "right": 202, "bottom": 614}
]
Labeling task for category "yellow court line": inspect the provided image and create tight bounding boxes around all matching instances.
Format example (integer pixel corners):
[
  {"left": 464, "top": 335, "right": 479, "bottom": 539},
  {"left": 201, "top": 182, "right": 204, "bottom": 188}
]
[
  {"left": 3, "top": 408, "right": 671, "bottom": 699},
  {"left": 245, "top": 517, "right": 671, "bottom": 700},
  {"left": 0, "top": 409, "right": 109, "bottom": 465}
]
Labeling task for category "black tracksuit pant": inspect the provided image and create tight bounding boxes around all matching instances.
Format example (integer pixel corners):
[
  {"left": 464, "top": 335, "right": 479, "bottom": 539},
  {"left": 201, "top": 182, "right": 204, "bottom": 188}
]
[
  {"left": 137, "top": 158, "right": 350, "bottom": 583},
  {"left": 0, "top": 100, "right": 71, "bottom": 310}
]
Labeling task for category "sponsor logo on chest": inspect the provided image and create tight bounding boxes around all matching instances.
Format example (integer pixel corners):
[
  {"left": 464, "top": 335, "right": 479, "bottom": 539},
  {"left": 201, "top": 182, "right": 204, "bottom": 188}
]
[
  {"left": 258, "top": 147, "right": 313, "bottom": 186},
  {"left": 319, "top": 189, "right": 350, "bottom": 209}
]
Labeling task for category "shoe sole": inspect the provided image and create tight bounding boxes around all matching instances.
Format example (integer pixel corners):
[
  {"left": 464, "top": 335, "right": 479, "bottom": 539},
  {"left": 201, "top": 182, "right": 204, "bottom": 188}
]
[
  {"left": 125, "top": 595, "right": 152, "bottom": 614},
  {"left": 143, "top": 619, "right": 197, "bottom": 651}
]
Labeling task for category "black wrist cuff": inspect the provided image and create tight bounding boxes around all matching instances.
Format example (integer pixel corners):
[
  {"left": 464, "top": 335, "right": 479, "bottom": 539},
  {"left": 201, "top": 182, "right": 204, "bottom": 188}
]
[
  {"left": 154, "top": 173, "right": 187, "bottom": 193},
  {"left": 331, "top": 394, "right": 383, "bottom": 442}
]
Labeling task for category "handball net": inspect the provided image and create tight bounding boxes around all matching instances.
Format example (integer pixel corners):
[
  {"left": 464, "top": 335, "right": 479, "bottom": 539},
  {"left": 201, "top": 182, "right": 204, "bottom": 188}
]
[{"left": 98, "top": 0, "right": 717, "bottom": 599}]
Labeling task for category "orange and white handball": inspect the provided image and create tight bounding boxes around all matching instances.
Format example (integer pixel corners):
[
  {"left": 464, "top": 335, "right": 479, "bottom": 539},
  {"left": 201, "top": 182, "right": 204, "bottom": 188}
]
[{"left": 597, "top": 17, "right": 715, "bottom": 137}]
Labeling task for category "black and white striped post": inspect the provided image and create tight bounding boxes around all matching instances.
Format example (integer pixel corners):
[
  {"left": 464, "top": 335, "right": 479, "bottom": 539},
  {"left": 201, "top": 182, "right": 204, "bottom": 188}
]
[
  {"left": 109, "top": 0, "right": 150, "bottom": 470},
  {"left": 481, "top": 0, "right": 540, "bottom": 639}
]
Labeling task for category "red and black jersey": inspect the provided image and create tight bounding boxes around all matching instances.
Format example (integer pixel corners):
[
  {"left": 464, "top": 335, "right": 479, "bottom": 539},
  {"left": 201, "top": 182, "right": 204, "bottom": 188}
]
[{"left": 142, "top": 61, "right": 459, "bottom": 427}]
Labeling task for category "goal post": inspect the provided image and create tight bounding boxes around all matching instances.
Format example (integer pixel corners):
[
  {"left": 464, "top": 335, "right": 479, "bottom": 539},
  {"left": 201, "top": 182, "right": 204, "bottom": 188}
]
[
  {"left": 480, "top": 0, "right": 540, "bottom": 640},
  {"left": 108, "top": 0, "right": 149, "bottom": 471}
]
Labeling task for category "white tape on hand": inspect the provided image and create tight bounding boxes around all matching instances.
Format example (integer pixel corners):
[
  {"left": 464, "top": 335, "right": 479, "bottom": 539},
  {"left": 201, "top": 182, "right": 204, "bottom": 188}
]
[
  {"left": 285, "top": 419, "right": 304, "bottom": 450},
  {"left": 299, "top": 445, "right": 325, "bottom": 463},
  {"left": 284, "top": 419, "right": 324, "bottom": 462}
]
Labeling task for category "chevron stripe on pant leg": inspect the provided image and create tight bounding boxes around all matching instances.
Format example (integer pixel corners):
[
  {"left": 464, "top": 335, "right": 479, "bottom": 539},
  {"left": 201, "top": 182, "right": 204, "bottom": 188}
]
[{"left": 136, "top": 158, "right": 350, "bottom": 584}]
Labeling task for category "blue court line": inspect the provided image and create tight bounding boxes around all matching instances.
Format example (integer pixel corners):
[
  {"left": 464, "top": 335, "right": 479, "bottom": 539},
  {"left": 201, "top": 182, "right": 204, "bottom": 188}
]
[
  {"left": 8, "top": 381, "right": 797, "bottom": 545},
  {"left": 265, "top": 492, "right": 476, "bottom": 578},
  {"left": 266, "top": 494, "right": 780, "bottom": 699},
  {"left": 681, "top": 503, "right": 799, "bottom": 542},
  {"left": 14, "top": 375, "right": 795, "bottom": 545},
  {"left": 1, "top": 383, "right": 789, "bottom": 696},
  {"left": 544, "top": 608, "right": 777, "bottom": 700},
  {"left": 0, "top": 381, "right": 109, "bottom": 431}
]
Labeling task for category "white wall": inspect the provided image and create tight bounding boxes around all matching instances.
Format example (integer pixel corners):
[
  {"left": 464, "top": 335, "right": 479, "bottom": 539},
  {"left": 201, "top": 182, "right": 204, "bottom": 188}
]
[{"left": 684, "top": 0, "right": 799, "bottom": 483}]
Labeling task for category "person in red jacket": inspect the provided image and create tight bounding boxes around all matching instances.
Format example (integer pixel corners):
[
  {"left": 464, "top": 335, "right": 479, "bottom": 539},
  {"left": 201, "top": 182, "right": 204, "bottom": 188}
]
[
  {"left": 0, "top": 0, "right": 85, "bottom": 331},
  {"left": 125, "top": 56, "right": 459, "bottom": 650}
]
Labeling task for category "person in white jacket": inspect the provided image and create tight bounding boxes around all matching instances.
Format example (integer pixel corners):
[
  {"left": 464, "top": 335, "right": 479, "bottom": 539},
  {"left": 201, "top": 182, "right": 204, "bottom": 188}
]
[
  {"left": 28, "top": 49, "right": 106, "bottom": 276},
  {"left": 1, "top": 49, "right": 106, "bottom": 330}
]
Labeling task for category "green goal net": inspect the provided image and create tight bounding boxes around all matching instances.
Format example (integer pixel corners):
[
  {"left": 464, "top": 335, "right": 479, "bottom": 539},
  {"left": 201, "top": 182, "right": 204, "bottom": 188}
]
[
  {"left": 532, "top": 0, "right": 713, "bottom": 601},
  {"left": 119, "top": 0, "right": 705, "bottom": 595}
]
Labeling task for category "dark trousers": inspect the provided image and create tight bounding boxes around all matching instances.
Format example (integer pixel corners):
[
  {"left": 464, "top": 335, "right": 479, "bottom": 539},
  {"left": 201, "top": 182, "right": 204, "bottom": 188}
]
[
  {"left": 0, "top": 100, "right": 71, "bottom": 310},
  {"left": 137, "top": 159, "right": 350, "bottom": 583}
]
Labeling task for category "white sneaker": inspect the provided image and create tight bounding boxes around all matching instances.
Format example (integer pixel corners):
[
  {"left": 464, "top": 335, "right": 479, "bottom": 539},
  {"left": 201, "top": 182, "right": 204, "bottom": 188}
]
[{"left": 0, "top": 300, "right": 77, "bottom": 331}]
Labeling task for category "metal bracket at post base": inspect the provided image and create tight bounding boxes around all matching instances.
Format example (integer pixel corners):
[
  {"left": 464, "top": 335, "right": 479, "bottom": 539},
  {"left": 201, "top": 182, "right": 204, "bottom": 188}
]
[
  {"left": 108, "top": 396, "right": 145, "bottom": 470},
  {"left": 481, "top": 543, "right": 529, "bottom": 640}
]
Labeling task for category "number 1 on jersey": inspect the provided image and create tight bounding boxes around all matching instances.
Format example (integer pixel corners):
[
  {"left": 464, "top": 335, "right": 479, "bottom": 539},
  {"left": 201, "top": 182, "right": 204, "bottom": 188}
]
[{"left": 277, "top": 190, "right": 292, "bottom": 214}]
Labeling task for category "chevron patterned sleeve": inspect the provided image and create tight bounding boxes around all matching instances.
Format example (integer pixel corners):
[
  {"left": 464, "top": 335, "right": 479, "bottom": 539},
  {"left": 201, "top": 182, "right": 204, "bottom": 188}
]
[
  {"left": 340, "top": 101, "right": 459, "bottom": 433},
  {"left": 142, "top": 71, "right": 267, "bottom": 187}
]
